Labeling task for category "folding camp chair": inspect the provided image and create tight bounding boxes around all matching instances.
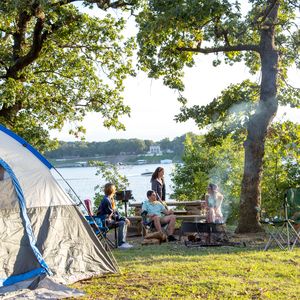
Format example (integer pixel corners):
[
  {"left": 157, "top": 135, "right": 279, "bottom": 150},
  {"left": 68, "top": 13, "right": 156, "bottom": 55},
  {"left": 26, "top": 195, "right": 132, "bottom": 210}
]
[
  {"left": 141, "top": 210, "right": 154, "bottom": 237},
  {"left": 141, "top": 210, "right": 168, "bottom": 238},
  {"left": 263, "top": 188, "right": 300, "bottom": 251},
  {"left": 85, "top": 215, "right": 116, "bottom": 249},
  {"left": 84, "top": 199, "right": 118, "bottom": 249}
]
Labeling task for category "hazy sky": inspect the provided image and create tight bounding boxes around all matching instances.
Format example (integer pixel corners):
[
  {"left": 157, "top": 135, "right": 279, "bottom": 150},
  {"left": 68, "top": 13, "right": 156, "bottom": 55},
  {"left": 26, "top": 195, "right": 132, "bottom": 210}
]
[{"left": 50, "top": 5, "right": 299, "bottom": 143}]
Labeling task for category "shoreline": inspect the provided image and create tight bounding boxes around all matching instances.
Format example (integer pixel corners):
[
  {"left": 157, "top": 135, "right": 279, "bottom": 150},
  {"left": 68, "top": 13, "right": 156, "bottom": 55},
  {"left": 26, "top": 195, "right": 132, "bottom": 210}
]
[{"left": 47, "top": 154, "right": 180, "bottom": 168}]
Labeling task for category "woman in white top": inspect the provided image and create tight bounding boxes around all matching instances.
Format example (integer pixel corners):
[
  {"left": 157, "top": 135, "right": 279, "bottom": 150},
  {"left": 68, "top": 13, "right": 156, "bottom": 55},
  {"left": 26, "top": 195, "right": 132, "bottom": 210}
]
[{"left": 205, "top": 183, "right": 224, "bottom": 223}]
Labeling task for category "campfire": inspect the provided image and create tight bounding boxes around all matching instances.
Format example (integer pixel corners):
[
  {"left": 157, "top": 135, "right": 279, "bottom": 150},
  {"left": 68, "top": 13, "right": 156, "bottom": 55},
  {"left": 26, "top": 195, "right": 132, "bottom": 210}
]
[{"left": 181, "top": 222, "right": 242, "bottom": 247}]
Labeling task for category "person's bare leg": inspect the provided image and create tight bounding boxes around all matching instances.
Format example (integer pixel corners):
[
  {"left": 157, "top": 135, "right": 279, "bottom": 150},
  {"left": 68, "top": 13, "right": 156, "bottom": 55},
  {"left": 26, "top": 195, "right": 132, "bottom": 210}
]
[
  {"left": 151, "top": 215, "right": 162, "bottom": 232},
  {"left": 207, "top": 207, "right": 215, "bottom": 223},
  {"left": 214, "top": 208, "right": 223, "bottom": 223},
  {"left": 161, "top": 215, "right": 176, "bottom": 235}
]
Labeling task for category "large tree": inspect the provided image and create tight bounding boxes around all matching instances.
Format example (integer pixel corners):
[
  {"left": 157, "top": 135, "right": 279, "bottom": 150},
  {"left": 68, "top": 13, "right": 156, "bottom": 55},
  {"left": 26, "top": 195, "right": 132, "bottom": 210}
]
[
  {"left": 171, "top": 122, "right": 299, "bottom": 224},
  {"left": 136, "top": 0, "right": 300, "bottom": 232},
  {"left": 0, "top": 0, "right": 136, "bottom": 151}
]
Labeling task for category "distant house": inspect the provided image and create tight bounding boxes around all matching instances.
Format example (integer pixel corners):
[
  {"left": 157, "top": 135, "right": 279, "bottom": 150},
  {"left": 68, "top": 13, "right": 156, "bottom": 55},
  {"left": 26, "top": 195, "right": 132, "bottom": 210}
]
[{"left": 147, "top": 145, "right": 162, "bottom": 156}]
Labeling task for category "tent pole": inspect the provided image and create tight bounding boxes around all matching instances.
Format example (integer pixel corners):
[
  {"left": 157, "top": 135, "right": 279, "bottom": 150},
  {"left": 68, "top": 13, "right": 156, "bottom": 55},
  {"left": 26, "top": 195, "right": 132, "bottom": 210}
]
[{"left": 53, "top": 167, "right": 84, "bottom": 206}]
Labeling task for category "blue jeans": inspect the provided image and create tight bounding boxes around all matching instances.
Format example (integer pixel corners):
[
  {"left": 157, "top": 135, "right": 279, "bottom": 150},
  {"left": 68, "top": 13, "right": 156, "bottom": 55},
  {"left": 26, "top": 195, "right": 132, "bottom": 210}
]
[
  {"left": 105, "top": 219, "right": 128, "bottom": 246},
  {"left": 117, "top": 220, "right": 127, "bottom": 246}
]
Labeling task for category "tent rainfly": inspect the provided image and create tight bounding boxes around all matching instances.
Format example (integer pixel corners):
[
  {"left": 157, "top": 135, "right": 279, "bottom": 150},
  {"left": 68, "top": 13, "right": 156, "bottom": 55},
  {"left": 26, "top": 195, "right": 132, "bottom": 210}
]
[{"left": 0, "top": 124, "right": 118, "bottom": 297}]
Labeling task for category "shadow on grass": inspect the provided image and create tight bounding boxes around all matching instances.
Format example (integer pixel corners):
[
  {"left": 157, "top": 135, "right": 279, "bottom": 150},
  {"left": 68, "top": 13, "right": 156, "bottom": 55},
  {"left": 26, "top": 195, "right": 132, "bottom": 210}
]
[
  {"left": 72, "top": 234, "right": 300, "bottom": 300},
  {"left": 112, "top": 238, "right": 270, "bottom": 264}
]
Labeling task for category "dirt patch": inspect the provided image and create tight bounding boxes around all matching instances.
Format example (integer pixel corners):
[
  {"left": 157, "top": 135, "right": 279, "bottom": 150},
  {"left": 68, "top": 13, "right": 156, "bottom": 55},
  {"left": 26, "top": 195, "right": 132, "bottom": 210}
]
[{"left": 228, "top": 231, "right": 268, "bottom": 247}]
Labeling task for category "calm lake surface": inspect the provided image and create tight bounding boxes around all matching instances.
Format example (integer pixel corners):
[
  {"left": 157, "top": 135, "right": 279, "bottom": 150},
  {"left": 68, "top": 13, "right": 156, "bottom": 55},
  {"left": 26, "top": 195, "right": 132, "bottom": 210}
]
[{"left": 52, "top": 164, "right": 175, "bottom": 204}]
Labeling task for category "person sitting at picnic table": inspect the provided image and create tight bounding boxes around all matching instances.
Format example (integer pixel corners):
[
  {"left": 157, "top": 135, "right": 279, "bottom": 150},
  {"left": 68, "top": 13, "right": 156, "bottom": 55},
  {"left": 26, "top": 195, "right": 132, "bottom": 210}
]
[
  {"left": 142, "top": 190, "right": 177, "bottom": 242},
  {"left": 97, "top": 183, "right": 133, "bottom": 249},
  {"left": 205, "top": 183, "right": 224, "bottom": 223}
]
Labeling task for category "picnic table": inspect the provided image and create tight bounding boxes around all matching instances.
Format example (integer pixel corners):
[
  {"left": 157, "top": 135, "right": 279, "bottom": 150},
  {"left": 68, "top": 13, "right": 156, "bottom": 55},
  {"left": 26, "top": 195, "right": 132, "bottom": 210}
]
[
  {"left": 128, "top": 200, "right": 205, "bottom": 208},
  {"left": 127, "top": 200, "right": 207, "bottom": 236}
]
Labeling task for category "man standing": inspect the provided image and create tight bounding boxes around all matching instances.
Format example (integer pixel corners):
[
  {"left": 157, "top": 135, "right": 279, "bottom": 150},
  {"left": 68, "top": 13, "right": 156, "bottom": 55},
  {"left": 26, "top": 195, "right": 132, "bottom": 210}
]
[{"left": 142, "top": 190, "right": 177, "bottom": 242}]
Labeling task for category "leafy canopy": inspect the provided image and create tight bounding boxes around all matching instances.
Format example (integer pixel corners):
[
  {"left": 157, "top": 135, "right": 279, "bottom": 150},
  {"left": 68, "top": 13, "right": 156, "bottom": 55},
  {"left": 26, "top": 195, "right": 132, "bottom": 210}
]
[
  {"left": 0, "top": 0, "right": 136, "bottom": 151},
  {"left": 136, "top": 0, "right": 300, "bottom": 141}
]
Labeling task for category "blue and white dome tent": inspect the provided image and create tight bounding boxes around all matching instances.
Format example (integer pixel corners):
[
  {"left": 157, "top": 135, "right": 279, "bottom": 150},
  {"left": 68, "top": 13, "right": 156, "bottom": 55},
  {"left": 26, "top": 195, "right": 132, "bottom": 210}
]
[{"left": 0, "top": 124, "right": 118, "bottom": 297}]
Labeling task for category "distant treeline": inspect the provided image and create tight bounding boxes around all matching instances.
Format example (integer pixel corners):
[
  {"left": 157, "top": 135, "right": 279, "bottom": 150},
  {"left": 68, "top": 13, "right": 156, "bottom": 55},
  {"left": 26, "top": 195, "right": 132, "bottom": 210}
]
[{"left": 45, "top": 134, "right": 191, "bottom": 158}]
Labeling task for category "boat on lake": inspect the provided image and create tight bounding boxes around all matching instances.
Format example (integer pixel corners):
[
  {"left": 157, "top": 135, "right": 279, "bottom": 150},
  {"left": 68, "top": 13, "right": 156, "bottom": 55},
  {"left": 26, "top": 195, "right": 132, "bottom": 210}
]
[
  {"left": 160, "top": 159, "right": 173, "bottom": 164},
  {"left": 141, "top": 169, "right": 152, "bottom": 176}
]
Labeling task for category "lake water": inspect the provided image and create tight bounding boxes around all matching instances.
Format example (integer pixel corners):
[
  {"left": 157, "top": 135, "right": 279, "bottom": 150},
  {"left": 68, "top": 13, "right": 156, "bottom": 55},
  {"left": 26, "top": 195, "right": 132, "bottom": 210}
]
[{"left": 52, "top": 163, "right": 176, "bottom": 203}]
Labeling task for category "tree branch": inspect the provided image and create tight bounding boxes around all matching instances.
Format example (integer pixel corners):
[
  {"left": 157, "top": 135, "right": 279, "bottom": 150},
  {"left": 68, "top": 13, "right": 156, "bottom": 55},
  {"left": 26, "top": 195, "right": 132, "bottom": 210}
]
[
  {"left": 177, "top": 44, "right": 260, "bottom": 54},
  {"left": 280, "top": 74, "right": 300, "bottom": 90},
  {"left": 13, "top": 11, "right": 32, "bottom": 61},
  {"left": 0, "top": 101, "right": 23, "bottom": 119},
  {"left": 87, "top": 0, "right": 134, "bottom": 10},
  {"left": 53, "top": 0, "right": 133, "bottom": 9},
  {"left": 7, "top": 12, "right": 78, "bottom": 79},
  {"left": 223, "top": 31, "right": 230, "bottom": 46},
  {"left": 235, "top": 0, "right": 280, "bottom": 40},
  {"left": 106, "top": 0, "right": 132, "bottom": 9},
  {"left": 8, "top": 15, "right": 46, "bottom": 78},
  {"left": 0, "top": 60, "right": 8, "bottom": 71},
  {"left": 5, "top": 0, "right": 132, "bottom": 80},
  {"left": 53, "top": 0, "right": 78, "bottom": 6},
  {"left": 58, "top": 43, "right": 113, "bottom": 51},
  {"left": 259, "top": 0, "right": 279, "bottom": 27}
]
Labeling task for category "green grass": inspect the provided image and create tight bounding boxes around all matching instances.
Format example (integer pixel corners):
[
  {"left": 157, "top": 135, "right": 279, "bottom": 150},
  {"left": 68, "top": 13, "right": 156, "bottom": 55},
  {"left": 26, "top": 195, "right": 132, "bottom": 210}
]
[{"left": 71, "top": 239, "right": 300, "bottom": 300}]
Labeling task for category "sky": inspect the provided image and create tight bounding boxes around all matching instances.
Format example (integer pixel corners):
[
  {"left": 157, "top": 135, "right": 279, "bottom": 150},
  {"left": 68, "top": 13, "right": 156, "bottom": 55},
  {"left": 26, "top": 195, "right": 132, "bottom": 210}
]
[{"left": 50, "top": 5, "right": 299, "bottom": 143}]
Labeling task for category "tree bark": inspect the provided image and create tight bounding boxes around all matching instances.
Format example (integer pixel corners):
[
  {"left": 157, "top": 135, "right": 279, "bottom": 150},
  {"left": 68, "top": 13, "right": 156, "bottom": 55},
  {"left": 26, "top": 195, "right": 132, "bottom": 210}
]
[{"left": 235, "top": 1, "right": 279, "bottom": 233}]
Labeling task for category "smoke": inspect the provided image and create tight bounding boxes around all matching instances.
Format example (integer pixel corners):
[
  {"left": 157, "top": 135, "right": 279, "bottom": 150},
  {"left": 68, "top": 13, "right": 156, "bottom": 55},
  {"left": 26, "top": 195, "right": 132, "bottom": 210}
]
[
  {"left": 226, "top": 101, "right": 256, "bottom": 129},
  {"left": 207, "top": 155, "right": 242, "bottom": 224},
  {"left": 228, "top": 101, "right": 254, "bottom": 115},
  {"left": 207, "top": 175, "right": 231, "bottom": 223}
]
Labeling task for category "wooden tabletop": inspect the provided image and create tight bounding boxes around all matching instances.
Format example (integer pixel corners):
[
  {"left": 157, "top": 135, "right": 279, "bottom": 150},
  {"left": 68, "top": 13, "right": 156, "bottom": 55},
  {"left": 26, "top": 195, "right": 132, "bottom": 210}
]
[
  {"left": 129, "top": 200, "right": 205, "bottom": 208},
  {"left": 127, "top": 215, "right": 206, "bottom": 221}
]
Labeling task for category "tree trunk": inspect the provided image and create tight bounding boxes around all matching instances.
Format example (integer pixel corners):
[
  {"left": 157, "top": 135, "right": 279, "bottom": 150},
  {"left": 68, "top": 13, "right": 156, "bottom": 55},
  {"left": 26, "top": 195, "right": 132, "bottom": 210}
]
[{"left": 235, "top": 1, "right": 279, "bottom": 233}]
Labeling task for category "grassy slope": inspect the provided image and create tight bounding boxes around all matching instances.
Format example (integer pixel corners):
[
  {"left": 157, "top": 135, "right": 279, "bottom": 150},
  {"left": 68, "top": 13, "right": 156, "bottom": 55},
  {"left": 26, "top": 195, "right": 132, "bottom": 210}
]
[{"left": 71, "top": 240, "right": 300, "bottom": 300}]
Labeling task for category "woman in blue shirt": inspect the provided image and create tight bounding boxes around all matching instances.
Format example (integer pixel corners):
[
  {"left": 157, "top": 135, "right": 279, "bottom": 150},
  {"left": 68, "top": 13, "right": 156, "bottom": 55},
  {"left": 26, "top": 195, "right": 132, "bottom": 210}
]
[{"left": 97, "top": 183, "right": 133, "bottom": 249}]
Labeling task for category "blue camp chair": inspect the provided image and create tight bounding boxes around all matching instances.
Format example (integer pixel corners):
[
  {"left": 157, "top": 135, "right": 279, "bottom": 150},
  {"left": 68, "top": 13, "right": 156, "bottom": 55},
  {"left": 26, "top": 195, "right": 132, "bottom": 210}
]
[
  {"left": 85, "top": 215, "right": 117, "bottom": 249},
  {"left": 263, "top": 188, "right": 300, "bottom": 251},
  {"left": 141, "top": 210, "right": 154, "bottom": 237},
  {"left": 84, "top": 199, "right": 118, "bottom": 249}
]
